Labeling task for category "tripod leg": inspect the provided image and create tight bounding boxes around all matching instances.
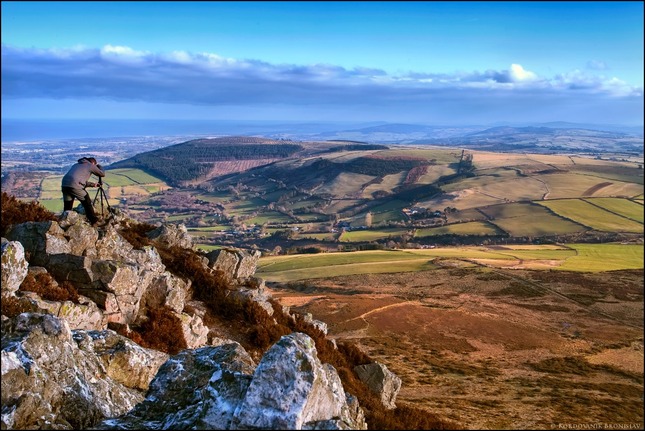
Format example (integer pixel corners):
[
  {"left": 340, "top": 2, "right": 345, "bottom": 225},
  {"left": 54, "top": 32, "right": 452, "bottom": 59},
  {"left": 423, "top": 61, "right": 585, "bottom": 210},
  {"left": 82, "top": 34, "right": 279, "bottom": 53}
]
[{"left": 92, "top": 187, "right": 103, "bottom": 218}]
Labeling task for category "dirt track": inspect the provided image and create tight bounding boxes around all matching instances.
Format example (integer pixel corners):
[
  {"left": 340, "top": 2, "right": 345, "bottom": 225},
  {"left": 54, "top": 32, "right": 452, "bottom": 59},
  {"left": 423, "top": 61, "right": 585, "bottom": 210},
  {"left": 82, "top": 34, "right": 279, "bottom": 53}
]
[{"left": 267, "top": 267, "right": 644, "bottom": 430}]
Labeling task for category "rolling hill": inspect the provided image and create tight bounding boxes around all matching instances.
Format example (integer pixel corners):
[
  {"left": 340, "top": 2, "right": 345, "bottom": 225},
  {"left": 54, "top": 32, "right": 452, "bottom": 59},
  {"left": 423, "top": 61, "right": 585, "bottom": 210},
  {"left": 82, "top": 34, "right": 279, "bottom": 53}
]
[{"left": 114, "top": 139, "right": 642, "bottom": 252}]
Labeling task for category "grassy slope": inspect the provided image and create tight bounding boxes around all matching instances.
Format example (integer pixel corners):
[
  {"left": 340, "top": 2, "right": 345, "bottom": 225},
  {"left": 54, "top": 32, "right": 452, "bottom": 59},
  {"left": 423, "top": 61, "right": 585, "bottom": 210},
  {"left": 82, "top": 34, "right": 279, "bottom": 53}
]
[{"left": 256, "top": 243, "right": 644, "bottom": 282}]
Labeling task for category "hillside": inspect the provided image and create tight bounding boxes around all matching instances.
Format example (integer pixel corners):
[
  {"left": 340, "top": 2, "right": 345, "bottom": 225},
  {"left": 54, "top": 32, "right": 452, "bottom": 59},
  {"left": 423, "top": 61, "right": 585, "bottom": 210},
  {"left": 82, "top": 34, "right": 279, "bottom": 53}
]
[
  {"left": 115, "top": 143, "right": 642, "bottom": 253},
  {"left": 1, "top": 193, "right": 456, "bottom": 430},
  {"left": 109, "top": 136, "right": 306, "bottom": 186},
  {"left": 267, "top": 265, "right": 644, "bottom": 429},
  {"left": 3, "top": 133, "right": 642, "bottom": 253}
]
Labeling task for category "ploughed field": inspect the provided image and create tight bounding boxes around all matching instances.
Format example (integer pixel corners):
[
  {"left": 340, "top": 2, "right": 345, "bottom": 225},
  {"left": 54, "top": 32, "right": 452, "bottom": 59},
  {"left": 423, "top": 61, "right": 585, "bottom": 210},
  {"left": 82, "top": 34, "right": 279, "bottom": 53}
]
[{"left": 267, "top": 266, "right": 644, "bottom": 429}]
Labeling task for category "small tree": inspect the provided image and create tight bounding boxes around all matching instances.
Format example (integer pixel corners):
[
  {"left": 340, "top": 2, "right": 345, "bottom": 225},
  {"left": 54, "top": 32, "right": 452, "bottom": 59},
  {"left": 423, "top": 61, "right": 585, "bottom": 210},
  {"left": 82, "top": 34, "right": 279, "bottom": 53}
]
[{"left": 364, "top": 211, "right": 373, "bottom": 228}]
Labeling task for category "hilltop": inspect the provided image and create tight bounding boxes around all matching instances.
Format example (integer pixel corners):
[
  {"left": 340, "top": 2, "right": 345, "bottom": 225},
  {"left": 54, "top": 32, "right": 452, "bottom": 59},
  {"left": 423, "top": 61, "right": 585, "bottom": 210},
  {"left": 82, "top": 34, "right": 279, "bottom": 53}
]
[{"left": 107, "top": 136, "right": 390, "bottom": 187}]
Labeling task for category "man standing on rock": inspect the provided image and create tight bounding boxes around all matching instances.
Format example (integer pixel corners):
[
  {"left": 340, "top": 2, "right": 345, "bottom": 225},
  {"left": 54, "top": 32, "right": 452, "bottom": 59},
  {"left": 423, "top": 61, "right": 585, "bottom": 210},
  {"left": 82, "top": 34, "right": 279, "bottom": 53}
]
[{"left": 61, "top": 157, "right": 105, "bottom": 226}]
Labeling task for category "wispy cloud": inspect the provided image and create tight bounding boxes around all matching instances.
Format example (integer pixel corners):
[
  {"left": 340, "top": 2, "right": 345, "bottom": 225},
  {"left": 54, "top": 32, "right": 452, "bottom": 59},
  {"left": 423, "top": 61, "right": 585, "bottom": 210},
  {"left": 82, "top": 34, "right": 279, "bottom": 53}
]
[{"left": 1, "top": 45, "right": 642, "bottom": 123}]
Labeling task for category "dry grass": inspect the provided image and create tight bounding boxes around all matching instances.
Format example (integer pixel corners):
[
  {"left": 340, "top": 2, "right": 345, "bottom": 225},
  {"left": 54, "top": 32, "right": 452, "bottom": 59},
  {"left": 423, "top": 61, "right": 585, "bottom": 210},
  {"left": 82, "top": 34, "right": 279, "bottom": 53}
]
[
  {"left": 0, "top": 295, "right": 34, "bottom": 318},
  {"left": 1, "top": 191, "right": 58, "bottom": 236},
  {"left": 267, "top": 266, "right": 644, "bottom": 429},
  {"left": 19, "top": 272, "right": 80, "bottom": 303},
  {"left": 116, "top": 218, "right": 459, "bottom": 429}
]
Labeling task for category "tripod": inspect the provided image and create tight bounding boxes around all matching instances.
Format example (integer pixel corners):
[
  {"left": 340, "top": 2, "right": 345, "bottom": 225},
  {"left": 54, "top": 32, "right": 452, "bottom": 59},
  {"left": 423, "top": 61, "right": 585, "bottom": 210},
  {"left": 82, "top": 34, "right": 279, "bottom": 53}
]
[{"left": 92, "top": 179, "right": 112, "bottom": 218}]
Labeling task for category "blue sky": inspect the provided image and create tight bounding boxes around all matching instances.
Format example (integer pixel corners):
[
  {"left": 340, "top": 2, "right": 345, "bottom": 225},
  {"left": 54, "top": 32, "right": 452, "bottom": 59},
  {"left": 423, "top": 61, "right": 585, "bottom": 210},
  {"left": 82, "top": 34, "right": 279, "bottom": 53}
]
[{"left": 1, "top": 1, "right": 643, "bottom": 125}]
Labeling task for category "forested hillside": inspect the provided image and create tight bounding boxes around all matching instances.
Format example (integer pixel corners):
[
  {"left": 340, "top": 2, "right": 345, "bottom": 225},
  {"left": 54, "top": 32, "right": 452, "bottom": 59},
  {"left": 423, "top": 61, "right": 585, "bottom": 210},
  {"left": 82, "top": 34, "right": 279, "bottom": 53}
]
[{"left": 110, "top": 136, "right": 304, "bottom": 185}]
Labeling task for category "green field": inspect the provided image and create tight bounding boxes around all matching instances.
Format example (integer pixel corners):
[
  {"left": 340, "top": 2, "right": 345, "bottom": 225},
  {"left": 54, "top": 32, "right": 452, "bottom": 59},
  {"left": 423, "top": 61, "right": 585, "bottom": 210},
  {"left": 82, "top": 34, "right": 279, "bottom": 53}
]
[
  {"left": 299, "top": 232, "right": 338, "bottom": 241},
  {"left": 257, "top": 247, "right": 514, "bottom": 281},
  {"left": 339, "top": 228, "right": 409, "bottom": 242},
  {"left": 195, "top": 244, "right": 225, "bottom": 252},
  {"left": 556, "top": 243, "right": 644, "bottom": 272},
  {"left": 493, "top": 213, "right": 585, "bottom": 237},
  {"left": 223, "top": 197, "right": 268, "bottom": 216},
  {"left": 38, "top": 199, "right": 63, "bottom": 212},
  {"left": 258, "top": 259, "right": 440, "bottom": 282},
  {"left": 256, "top": 243, "right": 643, "bottom": 282},
  {"left": 538, "top": 199, "right": 644, "bottom": 233},
  {"left": 478, "top": 202, "right": 586, "bottom": 237},
  {"left": 582, "top": 197, "right": 645, "bottom": 223},
  {"left": 247, "top": 211, "right": 295, "bottom": 225},
  {"left": 415, "top": 221, "right": 503, "bottom": 237}
]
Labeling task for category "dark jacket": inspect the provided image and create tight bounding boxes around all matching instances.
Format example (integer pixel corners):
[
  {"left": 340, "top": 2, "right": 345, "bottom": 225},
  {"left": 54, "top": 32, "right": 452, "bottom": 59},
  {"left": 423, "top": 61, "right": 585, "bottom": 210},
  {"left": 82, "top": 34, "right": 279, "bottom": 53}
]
[{"left": 61, "top": 158, "right": 105, "bottom": 189}]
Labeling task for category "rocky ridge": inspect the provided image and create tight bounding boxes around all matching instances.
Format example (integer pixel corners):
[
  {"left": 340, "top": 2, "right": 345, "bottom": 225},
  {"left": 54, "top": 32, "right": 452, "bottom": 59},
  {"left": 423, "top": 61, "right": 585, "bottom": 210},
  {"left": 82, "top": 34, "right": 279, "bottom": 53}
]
[{"left": 1, "top": 209, "right": 401, "bottom": 430}]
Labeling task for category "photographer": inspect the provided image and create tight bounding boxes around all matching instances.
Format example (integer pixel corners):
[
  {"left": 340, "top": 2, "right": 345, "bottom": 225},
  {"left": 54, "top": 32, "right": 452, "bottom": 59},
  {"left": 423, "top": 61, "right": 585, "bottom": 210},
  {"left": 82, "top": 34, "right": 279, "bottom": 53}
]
[{"left": 61, "top": 157, "right": 105, "bottom": 226}]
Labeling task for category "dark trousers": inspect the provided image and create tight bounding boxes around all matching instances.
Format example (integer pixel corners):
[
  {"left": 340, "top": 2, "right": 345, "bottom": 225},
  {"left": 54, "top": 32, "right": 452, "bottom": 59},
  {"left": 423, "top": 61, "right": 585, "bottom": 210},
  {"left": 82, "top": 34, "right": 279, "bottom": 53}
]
[{"left": 62, "top": 186, "right": 99, "bottom": 224}]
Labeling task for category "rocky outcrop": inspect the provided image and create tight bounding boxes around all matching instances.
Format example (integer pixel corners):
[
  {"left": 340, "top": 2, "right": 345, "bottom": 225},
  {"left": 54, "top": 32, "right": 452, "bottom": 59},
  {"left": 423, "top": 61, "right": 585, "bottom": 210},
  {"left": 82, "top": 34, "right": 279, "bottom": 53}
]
[
  {"left": 354, "top": 362, "right": 402, "bottom": 410},
  {"left": 1, "top": 240, "right": 29, "bottom": 295},
  {"left": 146, "top": 222, "right": 194, "bottom": 250},
  {"left": 1, "top": 213, "right": 393, "bottom": 430},
  {"left": 205, "top": 248, "right": 261, "bottom": 281},
  {"left": 97, "top": 333, "right": 367, "bottom": 430},
  {"left": 2, "top": 215, "right": 204, "bottom": 332},
  {"left": 1, "top": 312, "right": 162, "bottom": 429}
]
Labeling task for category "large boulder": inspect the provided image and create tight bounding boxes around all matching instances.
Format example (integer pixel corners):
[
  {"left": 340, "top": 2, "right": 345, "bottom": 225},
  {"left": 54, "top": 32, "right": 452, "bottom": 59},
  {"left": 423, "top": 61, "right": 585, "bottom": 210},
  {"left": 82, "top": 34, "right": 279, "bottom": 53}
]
[
  {"left": 354, "top": 362, "right": 402, "bottom": 410},
  {"left": 205, "top": 248, "right": 261, "bottom": 281},
  {"left": 1, "top": 313, "right": 160, "bottom": 430},
  {"left": 1, "top": 239, "right": 29, "bottom": 296},
  {"left": 146, "top": 223, "right": 193, "bottom": 250},
  {"left": 4, "top": 221, "right": 70, "bottom": 267},
  {"left": 96, "top": 333, "right": 367, "bottom": 430},
  {"left": 233, "top": 332, "right": 348, "bottom": 430}
]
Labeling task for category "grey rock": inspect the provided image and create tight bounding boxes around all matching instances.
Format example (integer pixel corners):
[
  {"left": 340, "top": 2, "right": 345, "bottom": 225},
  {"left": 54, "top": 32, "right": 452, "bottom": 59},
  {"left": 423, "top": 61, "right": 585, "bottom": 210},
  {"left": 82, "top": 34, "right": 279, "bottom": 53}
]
[
  {"left": 1, "top": 240, "right": 29, "bottom": 295},
  {"left": 354, "top": 362, "right": 402, "bottom": 410}
]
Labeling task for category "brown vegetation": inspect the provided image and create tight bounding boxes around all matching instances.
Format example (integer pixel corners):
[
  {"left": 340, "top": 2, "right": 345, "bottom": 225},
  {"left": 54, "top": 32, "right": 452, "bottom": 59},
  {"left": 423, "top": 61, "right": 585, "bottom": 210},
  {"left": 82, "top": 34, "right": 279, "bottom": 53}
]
[
  {"left": 1, "top": 191, "right": 58, "bottom": 236},
  {"left": 19, "top": 272, "right": 80, "bottom": 303},
  {"left": 134, "top": 305, "right": 188, "bottom": 355},
  {"left": 0, "top": 295, "right": 34, "bottom": 318},
  {"left": 118, "top": 218, "right": 459, "bottom": 429},
  {"left": 268, "top": 267, "right": 644, "bottom": 428}
]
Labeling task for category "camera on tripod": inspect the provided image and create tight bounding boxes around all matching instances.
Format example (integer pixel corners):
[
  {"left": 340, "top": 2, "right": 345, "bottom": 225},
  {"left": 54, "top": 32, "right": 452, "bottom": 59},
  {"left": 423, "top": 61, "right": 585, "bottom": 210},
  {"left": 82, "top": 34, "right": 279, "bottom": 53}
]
[{"left": 92, "top": 174, "right": 112, "bottom": 217}]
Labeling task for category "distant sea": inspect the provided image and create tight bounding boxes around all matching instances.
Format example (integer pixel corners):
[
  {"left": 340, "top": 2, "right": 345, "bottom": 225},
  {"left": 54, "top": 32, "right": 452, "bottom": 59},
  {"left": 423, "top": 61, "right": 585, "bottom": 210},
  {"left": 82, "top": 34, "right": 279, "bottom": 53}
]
[{"left": 1, "top": 119, "right": 369, "bottom": 142}]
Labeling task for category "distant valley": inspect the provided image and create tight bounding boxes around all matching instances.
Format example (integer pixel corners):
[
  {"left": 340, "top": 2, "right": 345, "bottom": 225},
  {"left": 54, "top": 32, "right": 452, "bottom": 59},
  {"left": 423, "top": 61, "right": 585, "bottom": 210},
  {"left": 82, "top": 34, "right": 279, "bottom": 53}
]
[{"left": 2, "top": 123, "right": 643, "bottom": 254}]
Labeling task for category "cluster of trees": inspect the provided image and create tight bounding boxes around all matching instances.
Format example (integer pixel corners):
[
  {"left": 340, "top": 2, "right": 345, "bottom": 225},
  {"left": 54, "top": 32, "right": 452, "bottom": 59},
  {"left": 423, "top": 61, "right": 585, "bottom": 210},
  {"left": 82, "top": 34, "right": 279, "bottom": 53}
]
[
  {"left": 343, "top": 156, "right": 430, "bottom": 176},
  {"left": 321, "top": 143, "right": 389, "bottom": 153},
  {"left": 112, "top": 142, "right": 303, "bottom": 184}
]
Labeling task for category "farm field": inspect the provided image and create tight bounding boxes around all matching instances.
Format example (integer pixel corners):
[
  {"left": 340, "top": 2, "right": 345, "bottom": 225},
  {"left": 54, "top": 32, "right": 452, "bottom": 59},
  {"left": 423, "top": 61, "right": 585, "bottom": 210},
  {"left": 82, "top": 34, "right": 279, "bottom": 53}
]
[
  {"left": 485, "top": 203, "right": 587, "bottom": 237},
  {"left": 339, "top": 227, "right": 409, "bottom": 242},
  {"left": 540, "top": 172, "right": 643, "bottom": 199},
  {"left": 583, "top": 197, "right": 645, "bottom": 223},
  {"left": 256, "top": 243, "right": 644, "bottom": 282},
  {"left": 538, "top": 199, "right": 644, "bottom": 233},
  {"left": 415, "top": 221, "right": 502, "bottom": 237}
]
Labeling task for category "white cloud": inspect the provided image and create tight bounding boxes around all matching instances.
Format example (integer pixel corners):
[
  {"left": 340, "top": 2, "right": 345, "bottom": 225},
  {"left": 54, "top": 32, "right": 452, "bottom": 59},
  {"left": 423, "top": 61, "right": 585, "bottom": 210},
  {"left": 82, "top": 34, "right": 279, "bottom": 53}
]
[
  {"left": 1, "top": 45, "right": 642, "bottom": 124},
  {"left": 509, "top": 64, "right": 538, "bottom": 82},
  {"left": 100, "top": 45, "right": 149, "bottom": 65}
]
